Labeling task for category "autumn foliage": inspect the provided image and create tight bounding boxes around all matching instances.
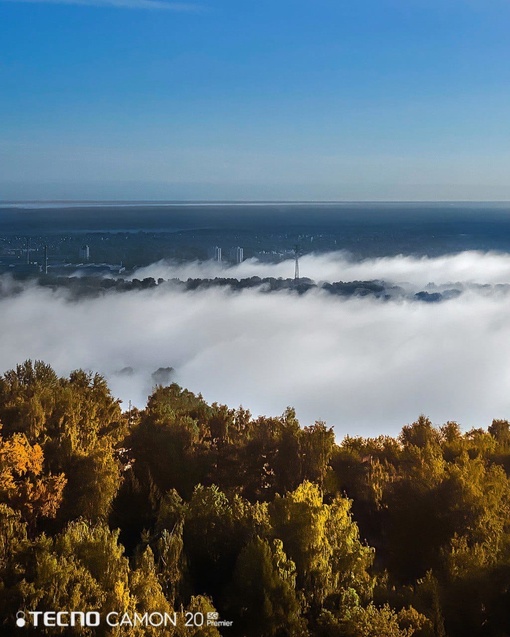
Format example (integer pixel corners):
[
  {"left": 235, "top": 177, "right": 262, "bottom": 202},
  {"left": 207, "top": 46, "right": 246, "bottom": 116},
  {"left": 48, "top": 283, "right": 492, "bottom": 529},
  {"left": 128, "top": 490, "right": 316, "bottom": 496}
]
[{"left": 1, "top": 361, "right": 510, "bottom": 636}]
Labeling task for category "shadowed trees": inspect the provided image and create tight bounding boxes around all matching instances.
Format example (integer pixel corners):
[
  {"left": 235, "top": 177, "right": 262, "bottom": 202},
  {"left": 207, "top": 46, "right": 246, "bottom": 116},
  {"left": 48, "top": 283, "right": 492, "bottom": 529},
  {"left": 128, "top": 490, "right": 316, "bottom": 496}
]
[{"left": 2, "top": 363, "right": 510, "bottom": 636}]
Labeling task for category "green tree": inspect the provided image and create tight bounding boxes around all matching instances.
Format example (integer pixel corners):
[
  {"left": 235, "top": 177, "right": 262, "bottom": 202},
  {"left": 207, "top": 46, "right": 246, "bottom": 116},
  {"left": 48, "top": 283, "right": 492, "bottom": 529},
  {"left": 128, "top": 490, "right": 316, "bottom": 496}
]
[
  {"left": 183, "top": 485, "right": 268, "bottom": 600},
  {"left": 227, "top": 536, "right": 306, "bottom": 637},
  {"left": 270, "top": 482, "right": 373, "bottom": 611},
  {"left": 301, "top": 421, "right": 335, "bottom": 488},
  {"left": 130, "top": 546, "right": 176, "bottom": 636}
]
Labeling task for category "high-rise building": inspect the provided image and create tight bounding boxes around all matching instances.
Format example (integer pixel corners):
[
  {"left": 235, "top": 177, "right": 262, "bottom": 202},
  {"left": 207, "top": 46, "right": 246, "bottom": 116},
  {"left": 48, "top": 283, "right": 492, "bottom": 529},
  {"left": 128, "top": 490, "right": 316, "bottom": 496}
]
[
  {"left": 79, "top": 245, "right": 90, "bottom": 261},
  {"left": 233, "top": 246, "right": 244, "bottom": 264},
  {"left": 212, "top": 246, "right": 222, "bottom": 262}
]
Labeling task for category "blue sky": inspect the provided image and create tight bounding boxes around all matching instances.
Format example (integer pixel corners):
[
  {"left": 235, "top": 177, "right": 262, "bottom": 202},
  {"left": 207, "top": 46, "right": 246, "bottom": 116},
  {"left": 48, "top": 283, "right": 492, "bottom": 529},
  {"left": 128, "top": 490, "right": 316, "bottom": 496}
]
[{"left": 1, "top": 0, "right": 510, "bottom": 200}]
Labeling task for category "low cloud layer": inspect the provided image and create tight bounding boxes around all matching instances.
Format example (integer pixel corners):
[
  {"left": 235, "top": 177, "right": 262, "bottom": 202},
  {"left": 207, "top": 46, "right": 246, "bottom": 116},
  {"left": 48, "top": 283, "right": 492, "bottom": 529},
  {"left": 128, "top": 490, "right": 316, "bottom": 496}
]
[
  {"left": 132, "top": 250, "right": 510, "bottom": 290},
  {"left": 3, "top": 251, "right": 510, "bottom": 437}
]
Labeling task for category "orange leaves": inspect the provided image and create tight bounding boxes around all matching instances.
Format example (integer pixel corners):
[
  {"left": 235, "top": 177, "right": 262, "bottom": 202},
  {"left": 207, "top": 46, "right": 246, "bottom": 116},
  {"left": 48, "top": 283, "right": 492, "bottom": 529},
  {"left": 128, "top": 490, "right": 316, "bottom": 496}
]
[
  {"left": 0, "top": 433, "right": 43, "bottom": 478},
  {"left": 0, "top": 429, "right": 66, "bottom": 524}
]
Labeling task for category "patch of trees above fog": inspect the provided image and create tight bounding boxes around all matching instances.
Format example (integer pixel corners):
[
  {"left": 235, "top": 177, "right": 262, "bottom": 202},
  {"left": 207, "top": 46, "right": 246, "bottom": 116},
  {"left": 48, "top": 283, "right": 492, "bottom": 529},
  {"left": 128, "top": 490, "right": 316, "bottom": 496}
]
[{"left": 1, "top": 361, "right": 510, "bottom": 635}]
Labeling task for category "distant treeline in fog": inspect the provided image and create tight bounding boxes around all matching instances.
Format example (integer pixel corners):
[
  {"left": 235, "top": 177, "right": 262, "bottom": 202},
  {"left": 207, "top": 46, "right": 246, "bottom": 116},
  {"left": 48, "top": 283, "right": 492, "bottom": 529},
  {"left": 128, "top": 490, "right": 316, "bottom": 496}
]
[
  {"left": 1, "top": 361, "right": 510, "bottom": 635},
  {"left": 0, "top": 272, "right": 478, "bottom": 303}
]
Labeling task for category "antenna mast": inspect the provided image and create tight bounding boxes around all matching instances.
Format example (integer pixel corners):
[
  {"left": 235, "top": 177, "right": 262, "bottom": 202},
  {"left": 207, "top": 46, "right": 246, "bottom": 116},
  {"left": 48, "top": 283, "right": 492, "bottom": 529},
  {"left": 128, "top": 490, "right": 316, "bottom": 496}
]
[{"left": 294, "top": 245, "right": 300, "bottom": 280}]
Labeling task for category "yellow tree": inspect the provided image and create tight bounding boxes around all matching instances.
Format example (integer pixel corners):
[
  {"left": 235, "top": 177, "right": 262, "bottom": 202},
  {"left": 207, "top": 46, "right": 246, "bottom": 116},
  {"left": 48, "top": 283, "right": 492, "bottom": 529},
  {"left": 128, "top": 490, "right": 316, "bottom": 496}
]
[{"left": 0, "top": 429, "right": 66, "bottom": 529}]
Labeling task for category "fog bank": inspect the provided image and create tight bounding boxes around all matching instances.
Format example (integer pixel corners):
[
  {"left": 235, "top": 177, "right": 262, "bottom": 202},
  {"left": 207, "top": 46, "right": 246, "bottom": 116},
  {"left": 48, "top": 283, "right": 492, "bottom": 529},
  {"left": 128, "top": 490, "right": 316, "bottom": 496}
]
[
  {"left": 132, "top": 250, "right": 510, "bottom": 289},
  {"left": 2, "top": 251, "right": 510, "bottom": 436}
]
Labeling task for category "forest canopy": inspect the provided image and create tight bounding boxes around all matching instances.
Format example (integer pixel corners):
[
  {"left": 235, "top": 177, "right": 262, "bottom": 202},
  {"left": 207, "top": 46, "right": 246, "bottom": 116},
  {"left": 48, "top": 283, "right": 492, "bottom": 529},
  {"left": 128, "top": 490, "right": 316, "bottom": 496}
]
[{"left": 1, "top": 361, "right": 510, "bottom": 636}]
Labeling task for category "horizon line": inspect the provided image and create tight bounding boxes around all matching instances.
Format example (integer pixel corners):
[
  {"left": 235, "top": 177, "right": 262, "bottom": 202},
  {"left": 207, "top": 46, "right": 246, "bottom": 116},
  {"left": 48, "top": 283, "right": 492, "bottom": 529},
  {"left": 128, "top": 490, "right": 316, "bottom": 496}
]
[{"left": 3, "top": 199, "right": 510, "bottom": 206}]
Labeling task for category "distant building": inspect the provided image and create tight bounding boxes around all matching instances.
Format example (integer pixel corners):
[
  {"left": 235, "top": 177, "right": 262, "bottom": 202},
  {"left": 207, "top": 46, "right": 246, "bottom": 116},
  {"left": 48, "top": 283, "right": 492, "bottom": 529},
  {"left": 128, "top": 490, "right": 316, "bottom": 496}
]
[
  {"left": 230, "top": 246, "right": 244, "bottom": 264},
  {"left": 254, "top": 250, "right": 284, "bottom": 263},
  {"left": 210, "top": 246, "right": 222, "bottom": 262},
  {"left": 79, "top": 245, "right": 90, "bottom": 261}
]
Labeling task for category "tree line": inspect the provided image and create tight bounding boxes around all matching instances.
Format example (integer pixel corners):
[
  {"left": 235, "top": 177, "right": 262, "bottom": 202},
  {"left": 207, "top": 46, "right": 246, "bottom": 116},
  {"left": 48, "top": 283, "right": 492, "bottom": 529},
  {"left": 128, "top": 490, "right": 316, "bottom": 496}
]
[{"left": 1, "top": 361, "right": 510, "bottom": 636}]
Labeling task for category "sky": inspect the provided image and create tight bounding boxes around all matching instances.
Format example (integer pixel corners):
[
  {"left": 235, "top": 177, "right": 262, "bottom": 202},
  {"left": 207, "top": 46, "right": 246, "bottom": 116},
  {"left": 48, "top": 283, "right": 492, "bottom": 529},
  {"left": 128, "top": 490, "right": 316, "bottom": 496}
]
[
  {"left": 1, "top": 0, "right": 510, "bottom": 200},
  {"left": 3, "top": 251, "right": 510, "bottom": 437}
]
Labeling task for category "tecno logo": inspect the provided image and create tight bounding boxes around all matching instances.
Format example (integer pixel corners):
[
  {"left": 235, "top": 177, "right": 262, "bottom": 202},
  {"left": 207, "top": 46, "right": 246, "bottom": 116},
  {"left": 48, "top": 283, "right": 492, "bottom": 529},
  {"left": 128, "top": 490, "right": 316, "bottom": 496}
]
[{"left": 16, "top": 611, "right": 101, "bottom": 628}]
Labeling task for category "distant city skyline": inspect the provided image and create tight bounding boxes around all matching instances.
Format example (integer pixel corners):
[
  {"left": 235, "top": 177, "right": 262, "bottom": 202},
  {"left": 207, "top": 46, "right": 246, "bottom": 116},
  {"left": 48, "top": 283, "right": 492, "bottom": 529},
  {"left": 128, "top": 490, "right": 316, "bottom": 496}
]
[{"left": 2, "top": 0, "right": 510, "bottom": 201}]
